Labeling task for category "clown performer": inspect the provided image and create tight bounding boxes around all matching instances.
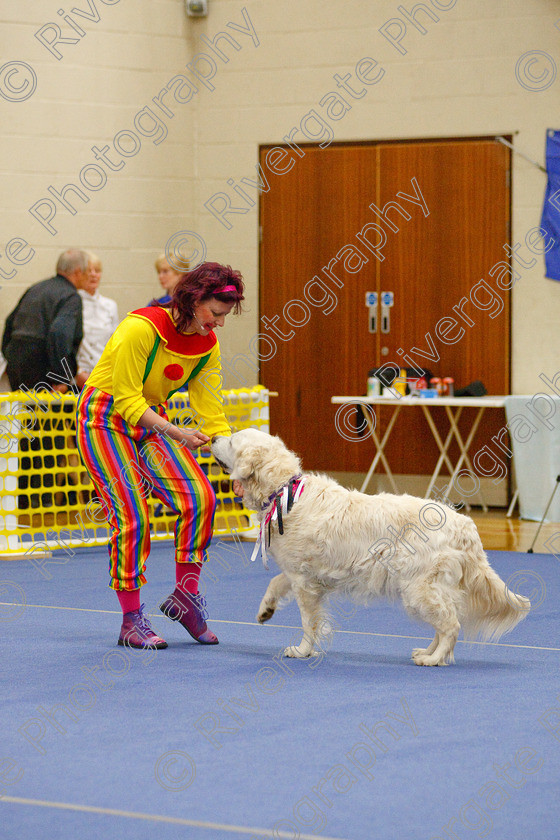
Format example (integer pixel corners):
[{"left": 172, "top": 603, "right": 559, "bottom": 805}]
[{"left": 76, "top": 262, "right": 244, "bottom": 649}]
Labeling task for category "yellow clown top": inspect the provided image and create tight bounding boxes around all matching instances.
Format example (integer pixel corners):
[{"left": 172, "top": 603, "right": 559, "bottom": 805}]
[{"left": 86, "top": 307, "right": 231, "bottom": 436}]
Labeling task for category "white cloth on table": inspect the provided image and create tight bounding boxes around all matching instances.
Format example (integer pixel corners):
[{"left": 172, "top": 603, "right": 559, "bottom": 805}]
[
  {"left": 77, "top": 289, "right": 119, "bottom": 374},
  {"left": 504, "top": 395, "right": 560, "bottom": 522}
]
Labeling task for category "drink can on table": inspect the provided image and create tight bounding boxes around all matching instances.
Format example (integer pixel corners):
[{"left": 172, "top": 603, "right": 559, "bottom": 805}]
[
  {"left": 367, "top": 376, "right": 381, "bottom": 397},
  {"left": 443, "top": 377, "right": 454, "bottom": 396},
  {"left": 429, "top": 377, "right": 443, "bottom": 396}
]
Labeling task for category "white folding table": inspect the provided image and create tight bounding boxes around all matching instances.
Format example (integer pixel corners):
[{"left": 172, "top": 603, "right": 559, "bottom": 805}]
[{"left": 331, "top": 395, "right": 507, "bottom": 510}]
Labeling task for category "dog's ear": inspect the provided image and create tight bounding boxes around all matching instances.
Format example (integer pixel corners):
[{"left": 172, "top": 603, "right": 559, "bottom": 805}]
[{"left": 230, "top": 445, "right": 261, "bottom": 482}]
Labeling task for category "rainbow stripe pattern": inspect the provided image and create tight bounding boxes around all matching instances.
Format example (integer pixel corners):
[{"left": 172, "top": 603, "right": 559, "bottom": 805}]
[{"left": 76, "top": 386, "right": 216, "bottom": 591}]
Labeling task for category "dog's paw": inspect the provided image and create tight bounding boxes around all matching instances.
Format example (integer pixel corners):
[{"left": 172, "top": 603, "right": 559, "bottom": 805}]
[
  {"left": 257, "top": 595, "right": 276, "bottom": 624},
  {"left": 412, "top": 650, "right": 448, "bottom": 667},
  {"left": 283, "top": 645, "right": 319, "bottom": 658},
  {"left": 257, "top": 605, "right": 275, "bottom": 624}
]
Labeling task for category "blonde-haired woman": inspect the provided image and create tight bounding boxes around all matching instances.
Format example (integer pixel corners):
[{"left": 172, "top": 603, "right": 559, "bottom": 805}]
[{"left": 153, "top": 253, "right": 189, "bottom": 305}]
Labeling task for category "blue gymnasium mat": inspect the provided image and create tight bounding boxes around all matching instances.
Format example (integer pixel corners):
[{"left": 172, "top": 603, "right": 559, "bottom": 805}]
[{"left": 0, "top": 539, "right": 559, "bottom": 840}]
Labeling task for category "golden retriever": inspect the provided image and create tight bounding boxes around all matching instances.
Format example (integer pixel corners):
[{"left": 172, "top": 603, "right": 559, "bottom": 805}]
[{"left": 211, "top": 429, "right": 530, "bottom": 666}]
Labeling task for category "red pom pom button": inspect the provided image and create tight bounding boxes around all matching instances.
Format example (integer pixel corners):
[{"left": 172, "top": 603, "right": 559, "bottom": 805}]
[{"left": 163, "top": 363, "right": 184, "bottom": 381}]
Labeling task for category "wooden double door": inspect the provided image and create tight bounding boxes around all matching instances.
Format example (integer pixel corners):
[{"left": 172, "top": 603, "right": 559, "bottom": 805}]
[{"left": 259, "top": 138, "right": 511, "bottom": 477}]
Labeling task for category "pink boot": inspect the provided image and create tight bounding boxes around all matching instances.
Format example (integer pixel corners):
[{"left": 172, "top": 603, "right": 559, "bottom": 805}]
[
  {"left": 159, "top": 589, "right": 218, "bottom": 644},
  {"left": 118, "top": 604, "right": 168, "bottom": 649}
]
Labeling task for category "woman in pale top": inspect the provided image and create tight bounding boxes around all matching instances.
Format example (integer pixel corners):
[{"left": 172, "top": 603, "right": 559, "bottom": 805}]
[{"left": 76, "top": 253, "right": 119, "bottom": 389}]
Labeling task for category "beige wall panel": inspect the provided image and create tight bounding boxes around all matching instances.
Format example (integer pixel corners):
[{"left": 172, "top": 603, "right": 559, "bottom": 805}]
[{"left": 1, "top": 0, "right": 559, "bottom": 402}]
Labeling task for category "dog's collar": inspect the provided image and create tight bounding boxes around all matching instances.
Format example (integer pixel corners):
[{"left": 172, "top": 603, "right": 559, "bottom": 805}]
[
  {"left": 260, "top": 474, "right": 303, "bottom": 513},
  {"left": 251, "top": 475, "right": 305, "bottom": 568}
]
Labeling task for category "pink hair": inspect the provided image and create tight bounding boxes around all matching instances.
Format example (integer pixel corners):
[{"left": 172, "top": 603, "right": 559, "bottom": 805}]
[{"left": 156, "top": 262, "right": 245, "bottom": 333}]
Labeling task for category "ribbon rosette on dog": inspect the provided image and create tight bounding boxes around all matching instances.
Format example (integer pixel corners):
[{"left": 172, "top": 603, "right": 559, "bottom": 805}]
[{"left": 251, "top": 476, "right": 305, "bottom": 568}]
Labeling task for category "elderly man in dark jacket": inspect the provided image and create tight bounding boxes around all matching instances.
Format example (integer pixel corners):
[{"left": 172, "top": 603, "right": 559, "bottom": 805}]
[
  {"left": 2, "top": 249, "right": 89, "bottom": 510},
  {"left": 2, "top": 248, "right": 88, "bottom": 392}
]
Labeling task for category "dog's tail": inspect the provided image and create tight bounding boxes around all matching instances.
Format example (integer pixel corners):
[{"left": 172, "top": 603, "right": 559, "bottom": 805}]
[{"left": 461, "top": 534, "right": 530, "bottom": 642}]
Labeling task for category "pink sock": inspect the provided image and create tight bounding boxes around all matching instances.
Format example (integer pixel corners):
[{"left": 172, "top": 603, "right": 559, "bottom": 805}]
[
  {"left": 176, "top": 561, "right": 202, "bottom": 595},
  {"left": 116, "top": 588, "right": 141, "bottom": 615}
]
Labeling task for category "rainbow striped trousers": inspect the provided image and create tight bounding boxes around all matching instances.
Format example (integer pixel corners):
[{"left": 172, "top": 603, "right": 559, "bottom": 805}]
[{"left": 76, "top": 386, "right": 216, "bottom": 591}]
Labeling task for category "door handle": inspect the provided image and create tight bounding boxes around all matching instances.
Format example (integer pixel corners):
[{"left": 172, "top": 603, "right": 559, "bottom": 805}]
[
  {"left": 381, "top": 309, "right": 390, "bottom": 333},
  {"left": 380, "top": 291, "right": 394, "bottom": 334},
  {"left": 365, "top": 291, "right": 378, "bottom": 334}
]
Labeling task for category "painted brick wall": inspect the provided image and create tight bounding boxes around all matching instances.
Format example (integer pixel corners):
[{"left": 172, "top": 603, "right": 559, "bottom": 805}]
[{"left": 1, "top": 0, "right": 558, "bottom": 394}]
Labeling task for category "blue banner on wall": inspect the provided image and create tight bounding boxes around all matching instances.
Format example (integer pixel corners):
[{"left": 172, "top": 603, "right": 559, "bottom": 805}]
[{"left": 541, "top": 129, "right": 560, "bottom": 281}]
